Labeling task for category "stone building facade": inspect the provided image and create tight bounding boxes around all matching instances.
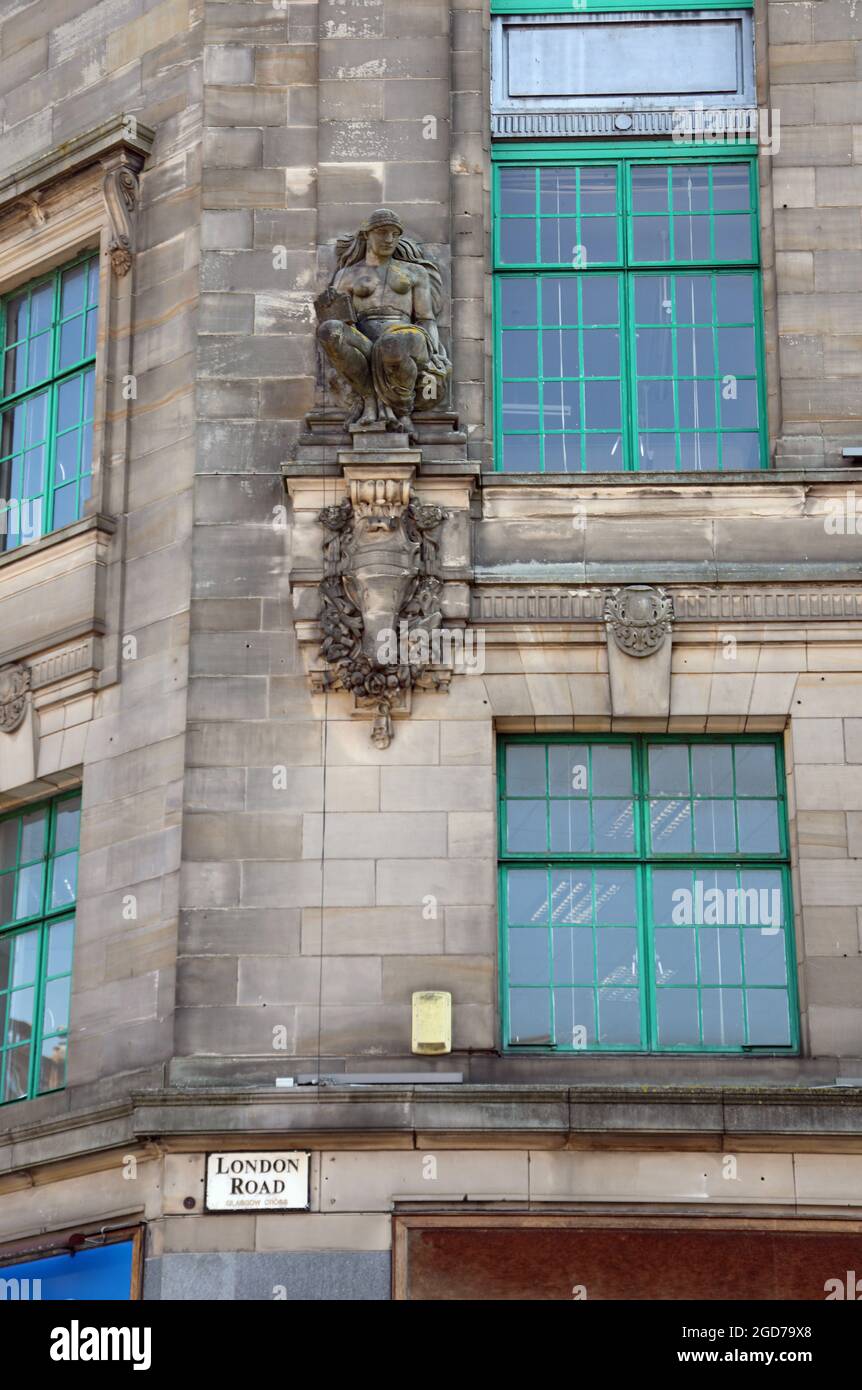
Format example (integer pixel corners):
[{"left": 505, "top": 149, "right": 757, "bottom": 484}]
[{"left": 0, "top": 0, "right": 861, "bottom": 1300}]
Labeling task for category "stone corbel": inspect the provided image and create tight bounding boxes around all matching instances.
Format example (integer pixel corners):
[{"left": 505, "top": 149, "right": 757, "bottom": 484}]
[
  {"left": 604, "top": 584, "right": 675, "bottom": 718},
  {"left": 101, "top": 156, "right": 140, "bottom": 277},
  {"left": 14, "top": 193, "right": 46, "bottom": 228}
]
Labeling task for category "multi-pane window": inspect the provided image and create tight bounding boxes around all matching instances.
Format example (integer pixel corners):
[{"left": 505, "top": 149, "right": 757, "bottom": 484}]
[
  {"left": 0, "top": 794, "right": 80, "bottom": 1103},
  {"left": 0, "top": 255, "right": 98, "bottom": 551},
  {"left": 499, "top": 738, "right": 796, "bottom": 1052},
  {"left": 494, "top": 150, "right": 765, "bottom": 472}
]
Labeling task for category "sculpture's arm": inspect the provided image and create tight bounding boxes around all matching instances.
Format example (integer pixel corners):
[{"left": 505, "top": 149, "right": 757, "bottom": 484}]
[{"left": 412, "top": 270, "right": 442, "bottom": 354}]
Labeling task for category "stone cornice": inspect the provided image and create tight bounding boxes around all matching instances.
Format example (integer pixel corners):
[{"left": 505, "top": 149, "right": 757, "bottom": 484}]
[
  {"left": 0, "top": 116, "right": 154, "bottom": 215},
  {"left": 3, "top": 1085, "right": 862, "bottom": 1191}
]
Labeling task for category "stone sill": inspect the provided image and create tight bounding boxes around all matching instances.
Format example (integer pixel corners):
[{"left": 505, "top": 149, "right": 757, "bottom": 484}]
[
  {"left": 480, "top": 468, "right": 862, "bottom": 488},
  {"left": 0, "top": 513, "right": 116, "bottom": 577}
]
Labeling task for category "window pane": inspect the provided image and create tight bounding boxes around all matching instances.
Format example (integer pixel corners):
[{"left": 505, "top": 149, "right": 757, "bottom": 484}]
[
  {"left": 593, "top": 799, "right": 634, "bottom": 853},
  {"left": 3, "top": 1046, "right": 29, "bottom": 1101},
  {"left": 47, "top": 918, "right": 75, "bottom": 977},
  {"left": 746, "top": 990, "right": 790, "bottom": 1045},
  {"left": 554, "top": 987, "right": 595, "bottom": 1046},
  {"left": 549, "top": 800, "right": 590, "bottom": 852},
  {"left": 692, "top": 744, "right": 734, "bottom": 795},
  {"left": 502, "top": 331, "right": 537, "bottom": 378},
  {"left": 502, "top": 434, "right": 539, "bottom": 471},
  {"left": 61, "top": 264, "right": 87, "bottom": 316},
  {"left": 59, "top": 317, "right": 83, "bottom": 369},
  {"left": 509, "top": 988, "right": 551, "bottom": 1045},
  {"left": 655, "top": 927, "right": 697, "bottom": 985},
  {"left": 20, "top": 808, "right": 46, "bottom": 861},
  {"left": 595, "top": 868, "right": 637, "bottom": 924},
  {"left": 580, "top": 166, "right": 616, "bottom": 215},
  {"left": 552, "top": 870, "right": 593, "bottom": 924},
  {"left": 632, "top": 166, "right": 668, "bottom": 213},
  {"left": 502, "top": 380, "right": 539, "bottom": 432},
  {"left": 650, "top": 799, "right": 692, "bottom": 852},
  {"left": 553, "top": 928, "right": 594, "bottom": 984},
  {"left": 500, "top": 219, "right": 535, "bottom": 264},
  {"left": 539, "top": 167, "right": 578, "bottom": 216},
  {"left": 672, "top": 166, "right": 709, "bottom": 212},
  {"left": 735, "top": 744, "right": 777, "bottom": 796},
  {"left": 591, "top": 745, "right": 632, "bottom": 797},
  {"left": 649, "top": 744, "right": 689, "bottom": 795},
  {"left": 501, "top": 278, "right": 537, "bottom": 326},
  {"left": 509, "top": 927, "right": 549, "bottom": 986},
  {"left": 702, "top": 988, "right": 744, "bottom": 1046},
  {"left": 657, "top": 987, "right": 699, "bottom": 1045},
  {"left": 42, "top": 976, "right": 71, "bottom": 1035},
  {"left": 507, "top": 801, "right": 546, "bottom": 852},
  {"left": 693, "top": 799, "right": 736, "bottom": 853},
  {"left": 633, "top": 216, "right": 671, "bottom": 261},
  {"left": 712, "top": 164, "right": 750, "bottom": 211},
  {"left": 6, "top": 293, "right": 27, "bottom": 342},
  {"left": 506, "top": 744, "right": 545, "bottom": 796},
  {"left": 700, "top": 928, "right": 743, "bottom": 986},
  {"left": 52, "top": 483, "right": 79, "bottom": 529},
  {"left": 40, "top": 1034, "right": 67, "bottom": 1092},
  {"left": 737, "top": 800, "right": 780, "bottom": 853},
  {"left": 598, "top": 991, "right": 641, "bottom": 1045},
  {"left": 499, "top": 167, "right": 534, "bottom": 215},
  {"left": 507, "top": 870, "right": 548, "bottom": 926},
  {"left": 0, "top": 818, "right": 18, "bottom": 871}
]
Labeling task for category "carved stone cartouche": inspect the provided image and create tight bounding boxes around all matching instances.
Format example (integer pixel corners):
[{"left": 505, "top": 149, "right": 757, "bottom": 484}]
[
  {"left": 604, "top": 584, "right": 675, "bottom": 657},
  {"left": 0, "top": 663, "right": 30, "bottom": 734}
]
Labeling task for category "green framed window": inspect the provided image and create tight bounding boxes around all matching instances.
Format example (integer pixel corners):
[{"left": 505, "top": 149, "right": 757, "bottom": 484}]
[
  {"left": 0, "top": 793, "right": 80, "bottom": 1103},
  {"left": 499, "top": 736, "right": 797, "bottom": 1053},
  {"left": 493, "top": 146, "right": 766, "bottom": 472},
  {"left": 0, "top": 254, "right": 99, "bottom": 551}
]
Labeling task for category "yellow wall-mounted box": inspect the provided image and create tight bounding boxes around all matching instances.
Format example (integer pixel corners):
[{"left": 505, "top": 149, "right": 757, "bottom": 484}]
[{"left": 411, "top": 991, "right": 452, "bottom": 1055}]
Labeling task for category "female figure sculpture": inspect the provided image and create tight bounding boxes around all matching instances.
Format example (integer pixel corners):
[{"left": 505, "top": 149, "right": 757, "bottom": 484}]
[{"left": 316, "top": 208, "right": 451, "bottom": 434}]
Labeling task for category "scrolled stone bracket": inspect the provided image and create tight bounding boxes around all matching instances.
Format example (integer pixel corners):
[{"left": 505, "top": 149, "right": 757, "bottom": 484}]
[{"left": 100, "top": 157, "right": 140, "bottom": 277}]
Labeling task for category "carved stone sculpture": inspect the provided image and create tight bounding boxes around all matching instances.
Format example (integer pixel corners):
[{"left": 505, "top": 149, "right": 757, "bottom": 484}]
[
  {"left": 604, "top": 584, "right": 674, "bottom": 657},
  {"left": 317, "top": 484, "right": 447, "bottom": 747},
  {"left": 315, "top": 208, "right": 451, "bottom": 436},
  {"left": 0, "top": 663, "right": 30, "bottom": 734}
]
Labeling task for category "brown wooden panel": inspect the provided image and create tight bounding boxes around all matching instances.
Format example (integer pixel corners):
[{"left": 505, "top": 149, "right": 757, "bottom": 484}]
[{"left": 400, "top": 1223, "right": 862, "bottom": 1300}]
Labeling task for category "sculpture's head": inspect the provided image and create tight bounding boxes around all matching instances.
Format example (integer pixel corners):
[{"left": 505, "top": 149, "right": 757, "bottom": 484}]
[{"left": 363, "top": 208, "right": 403, "bottom": 262}]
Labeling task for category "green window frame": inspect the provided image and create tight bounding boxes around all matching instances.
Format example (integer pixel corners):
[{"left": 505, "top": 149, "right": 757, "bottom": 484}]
[
  {"left": 0, "top": 793, "right": 81, "bottom": 1104},
  {"left": 493, "top": 144, "right": 767, "bottom": 473},
  {"left": 498, "top": 735, "right": 798, "bottom": 1054},
  {"left": 0, "top": 253, "right": 99, "bottom": 552}
]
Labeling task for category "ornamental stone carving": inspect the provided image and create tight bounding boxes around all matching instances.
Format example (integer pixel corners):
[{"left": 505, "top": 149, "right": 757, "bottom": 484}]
[
  {"left": 315, "top": 208, "right": 451, "bottom": 438},
  {"left": 317, "top": 480, "right": 447, "bottom": 748},
  {"left": 604, "top": 584, "right": 675, "bottom": 657},
  {"left": 0, "top": 663, "right": 30, "bottom": 734},
  {"left": 101, "top": 162, "right": 139, "bottom": 276}
]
